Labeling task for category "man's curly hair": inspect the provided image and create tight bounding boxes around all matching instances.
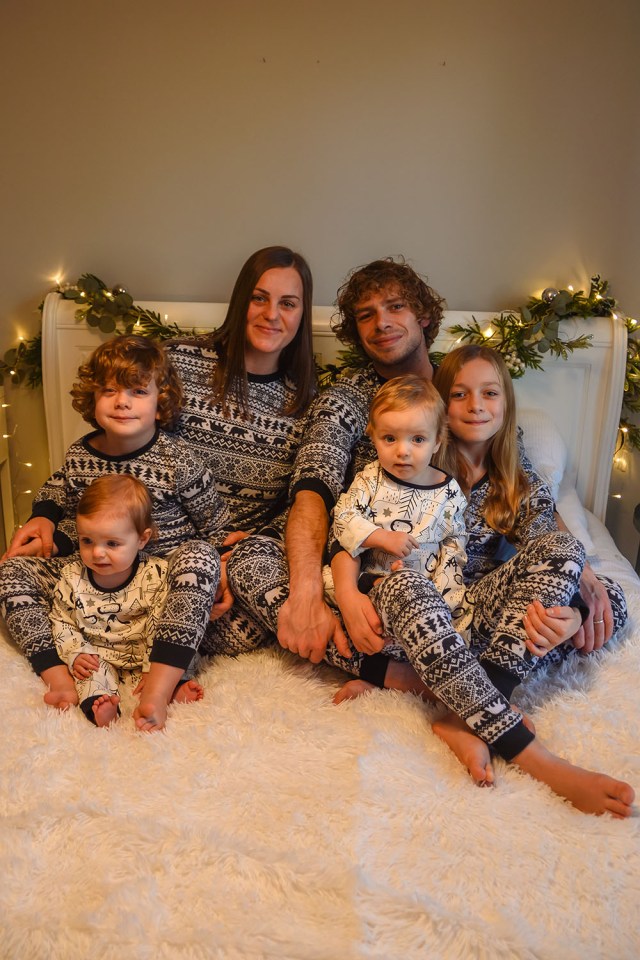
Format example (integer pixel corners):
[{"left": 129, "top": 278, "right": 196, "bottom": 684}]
[
  {"left": 332, "top": 257, "right": 446, "bottom": 355},
  {"left": 71, "top": 335, "right": 184, "bottom": 430}
]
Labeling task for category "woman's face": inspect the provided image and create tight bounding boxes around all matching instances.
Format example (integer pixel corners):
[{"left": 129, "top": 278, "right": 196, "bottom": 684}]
[
  {"left": 446, "top": 357, "right": 506, "bottom": 453},
  {"left": 244, "top": 266, "right": 304, "bottom": 374}
]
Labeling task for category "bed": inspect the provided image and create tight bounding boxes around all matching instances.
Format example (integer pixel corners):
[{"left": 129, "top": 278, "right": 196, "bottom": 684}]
[{"left": 1, "top": 293, "right": 638, "bottom": 960}]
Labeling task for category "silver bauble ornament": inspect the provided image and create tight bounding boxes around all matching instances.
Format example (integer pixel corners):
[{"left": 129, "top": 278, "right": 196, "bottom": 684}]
[{"left": 541, "top": 287, "right": 559, "bottom": 303}]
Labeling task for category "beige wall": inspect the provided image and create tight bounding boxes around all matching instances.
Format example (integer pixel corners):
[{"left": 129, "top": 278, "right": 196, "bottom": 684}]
[{"left": 1, "top": 0, "right": 639, "bottom": 560}]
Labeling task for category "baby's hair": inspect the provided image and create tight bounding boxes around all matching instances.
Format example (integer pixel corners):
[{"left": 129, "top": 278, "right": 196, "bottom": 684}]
[
  {"left": 333, "top": 257, "right": 446, "bottom": 355},
  {"left": 77, "top": 475, "right": 157, "bottom": 540},
  {"left": 71, "top": 335, "right": 184, "bottom": 429},
  {"left": 366, "top": 375, "right": 447, "bottom": 444},
  {"left": 433, "top": 344, "right": 529, "bottom": 537}
]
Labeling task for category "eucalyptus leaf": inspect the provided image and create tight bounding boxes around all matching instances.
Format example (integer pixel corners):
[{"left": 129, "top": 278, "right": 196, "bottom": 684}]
[
  {"left": 86, "top": 313, "right": 101, "bottom": 327},
  {"left": 546, "top": 320, "right": 559, "bottom": 338},
  {"left": 115, "top": 292, "right": 134, "bottom": 309},
  {"left": 79, "top": 275, "right": 102, "bottom": 295},
  {"left": 4, "top": 348, "right": 17, "bottom": 365},
  {"left": 99, "top": 316, "right": 117, "bottom": 333},
  {"left": 538, "top": 338, "right": 551, "bottom": 353}
]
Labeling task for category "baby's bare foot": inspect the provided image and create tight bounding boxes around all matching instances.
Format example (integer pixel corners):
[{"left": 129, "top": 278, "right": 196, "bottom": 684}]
[
  {"left": 432, "top": 711, "right": 495, "bottom": 787},
  {"left": 41, "top": 665, "right": 78, "bottom": 710},
  {"left": 333, "top": 679, "right": 376, "bottom": 704},
  {"left": 43, "top": 687, "right": 79, "bottom": 710},
  {"left": 92, "top": 694, "right": 120, "bottom": 727},
  {"left": 172, "top": 679, "right": 204, "bottom": 704},
  {"left": 134, "top": 692, "right": 168, "bottom": 732}
]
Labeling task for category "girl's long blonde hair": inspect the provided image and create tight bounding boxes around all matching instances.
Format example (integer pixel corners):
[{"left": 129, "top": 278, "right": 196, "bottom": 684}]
[{"left": 433, "top": 345, "right": 529, "bottom": 538}]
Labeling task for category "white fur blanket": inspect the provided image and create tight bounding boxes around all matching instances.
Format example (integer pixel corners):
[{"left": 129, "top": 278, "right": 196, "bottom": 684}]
[{"left": 1, "top": 516, "right": 639, "bottom": 960}]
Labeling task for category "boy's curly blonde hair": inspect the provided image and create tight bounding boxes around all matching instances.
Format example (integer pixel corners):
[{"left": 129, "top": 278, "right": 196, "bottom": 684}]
[{"left": 71, "top": 335, "right": 184, "bottom": 430}]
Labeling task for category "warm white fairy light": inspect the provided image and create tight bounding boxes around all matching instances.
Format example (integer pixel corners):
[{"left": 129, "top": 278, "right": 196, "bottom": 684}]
[
  {"left": 483, "top": 326, "right": 494, "bottom": 338},
  {"left": 567, "top": 284, "right": 574, "bottom": 292},
  {"left": 612, "top": 493, "right": 622, "bottom": 499}
]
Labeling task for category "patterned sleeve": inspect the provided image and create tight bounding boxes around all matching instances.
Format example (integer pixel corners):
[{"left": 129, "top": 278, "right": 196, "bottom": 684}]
[
  {"left": 511, "top": 455, "right": 557, "bottom": 549},
  {"left": 332, "top": 468, "right": 379, "bottom": 556},
  {"left": 50, "top": 567, "right": 99, "bottom": 668},
  {"left": 289, "top": 371, "right": 372, "bottom": 512},
  {"left": 174, "top": 441, "right": 232, "bottom": 548},
  {"left": 30, "top": 467, "right": 70, "bottom": 525},
  {"left": 430, "top": 480, "right": 469, "bottom": 622},
  {"left": 30, "top": 461, "right": 78, "bottom": 555}
]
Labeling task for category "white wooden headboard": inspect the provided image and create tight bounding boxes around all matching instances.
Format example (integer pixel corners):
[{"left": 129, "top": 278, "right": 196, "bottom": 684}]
[{"left": 41, "top": 292, "right": 626, "bottom": 522}]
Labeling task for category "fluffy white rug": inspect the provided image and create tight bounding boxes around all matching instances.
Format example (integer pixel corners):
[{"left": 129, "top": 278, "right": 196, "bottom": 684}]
[{"left": 1, "top": 518, "right": 639, "bottom": 960}]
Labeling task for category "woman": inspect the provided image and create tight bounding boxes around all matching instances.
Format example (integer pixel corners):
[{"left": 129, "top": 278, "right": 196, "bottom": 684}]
[{"left": 135, "top": 245, "right": 317, "bottom": 729}]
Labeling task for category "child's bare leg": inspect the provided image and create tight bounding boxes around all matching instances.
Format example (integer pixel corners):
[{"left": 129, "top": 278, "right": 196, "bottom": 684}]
[
  {"left": 432, "top": 712, "right": 495, "bottom": 786},
  {"left": 513, "top": 739, "right": 636, "bottom": 818},
  {"left": 92, "top": 694, "right": 120, "bottom": 728},
  {"left": 334, "top": 660, "right": 438, "bottom": 704},
  {"left": 172, "top": 679, "right": 204, "bottom": 704},
  {"left": 41, "top": 664, "right": 79, "bottom": 710},
  {"left": 133, "top": 663, "right": 184, "bottom": 731}
]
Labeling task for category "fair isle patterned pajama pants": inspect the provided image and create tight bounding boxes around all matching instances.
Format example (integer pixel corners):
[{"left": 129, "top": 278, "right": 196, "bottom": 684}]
[
  {"left": 227, "top": 531, "right": 627, "bottom": 761},
  {"left": 0, "top": 540, "right": 222, "bottom": 675}
]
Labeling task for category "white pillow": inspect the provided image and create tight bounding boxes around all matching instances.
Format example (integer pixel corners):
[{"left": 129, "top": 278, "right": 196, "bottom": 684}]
[
  {"left": 518, "top": 407, "right": 595, "bottom": 556},
  {"left": 556, "top": 481, "right": 596, "bottom": 557},
  {"left": 518, "top": 408, "right": 566, "bottom": 501}
]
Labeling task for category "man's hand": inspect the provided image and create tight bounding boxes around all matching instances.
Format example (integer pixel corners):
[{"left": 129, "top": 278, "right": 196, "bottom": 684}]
[
  {"left": 523, "top": 599, "right": 582, "bottom": 658},
  {"left": 278, "top": 592, "right": 352, "bottom": 663},
  {"left": 573, "top": 563, "right": 613, "bottom": 653},
  {"left": 72, "top": 653, "right": 99, "bottom": 679},
  {"left": 3, "top": 517, "right": 56, "bottom": 561}
]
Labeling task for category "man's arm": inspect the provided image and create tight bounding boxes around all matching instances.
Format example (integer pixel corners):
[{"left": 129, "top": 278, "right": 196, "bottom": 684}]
[{"left": 277, "top": 490, "right": 351, "bottom": 663}]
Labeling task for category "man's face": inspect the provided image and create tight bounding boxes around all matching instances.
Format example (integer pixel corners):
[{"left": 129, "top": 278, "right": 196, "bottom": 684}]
[{"left": 353, "top": 287, "right": 431, "bottom": 375}]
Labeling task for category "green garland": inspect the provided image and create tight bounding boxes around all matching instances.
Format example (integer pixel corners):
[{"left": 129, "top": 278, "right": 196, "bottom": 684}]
[{"left": 1, "top": 272, "right": 639, "bottom": 450}]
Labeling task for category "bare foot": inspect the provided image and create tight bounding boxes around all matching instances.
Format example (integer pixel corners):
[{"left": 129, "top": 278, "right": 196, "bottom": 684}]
[
  {"left": 172, "top": 679, "right": 204, "bottom": 704},
  {"left": 41, "top": 665, "right": 79, "bottom": 711},
  {"left": 513, "top": 740, "right": 636, "bottom": 818},
  {"left": 134, "top": 693, "right": 169, "bottom": 732},
  {"left": 92, "top": 694, "right": 120, "bottom": 727},
  {"left": 432, "top": 711, "right": 495, "bottom": 787},
  {"left": 333, "top": 679, "right": 376, "bottom": 704},
  {"left": 385, "top": 660, "right": 437, "bottom": 701}
]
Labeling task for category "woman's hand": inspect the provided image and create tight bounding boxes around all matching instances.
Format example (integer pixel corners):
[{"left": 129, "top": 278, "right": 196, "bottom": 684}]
[
  {"left": 72, "top": 653, "right": 99, "bottom": 679},
  {"left": 523, "top": 599, "right": 581, "bottom": 658},
  {"left": 573, "top": 563, "right": 614, "bottom": 653}
]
